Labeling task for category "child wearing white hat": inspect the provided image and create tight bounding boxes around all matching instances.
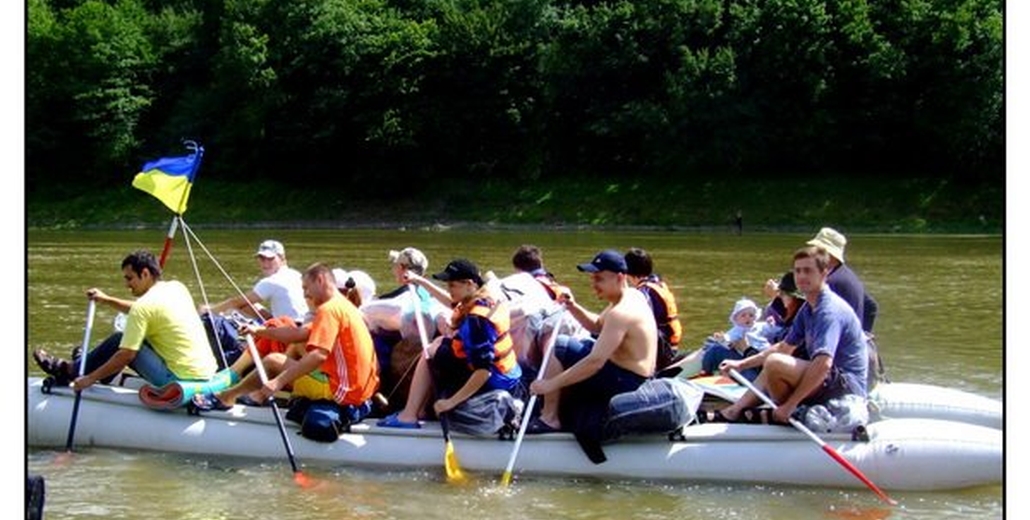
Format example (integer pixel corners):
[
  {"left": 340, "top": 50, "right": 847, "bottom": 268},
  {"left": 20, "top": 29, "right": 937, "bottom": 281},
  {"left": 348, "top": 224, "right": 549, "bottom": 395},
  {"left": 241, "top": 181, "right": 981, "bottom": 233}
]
[
  {"left": 701, "top": 297, "right": 783, "bottom": 381},
  {"left": 717, "top": 298, "right": 777, "bottom": 353}
]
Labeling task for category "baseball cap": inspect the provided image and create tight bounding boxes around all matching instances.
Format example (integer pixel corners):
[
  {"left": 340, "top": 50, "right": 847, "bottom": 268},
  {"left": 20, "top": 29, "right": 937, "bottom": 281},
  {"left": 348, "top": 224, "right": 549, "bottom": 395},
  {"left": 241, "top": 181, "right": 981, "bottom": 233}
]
[
  {"left": 254, "top": 240, "right": 285, "bottom": 258},
  {"left": 577, "top": 249, "right": 628, "bottom": 274},
  {"left": 432, "top": 258, "right": 483, "bottom": 286}
]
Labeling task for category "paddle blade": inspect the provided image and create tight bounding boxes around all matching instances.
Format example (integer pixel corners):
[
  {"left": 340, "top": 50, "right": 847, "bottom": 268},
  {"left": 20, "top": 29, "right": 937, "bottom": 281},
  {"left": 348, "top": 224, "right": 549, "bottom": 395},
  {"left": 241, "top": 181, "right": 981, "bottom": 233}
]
[
  {"left": 53, "top": 450, "right": 74, "bottom": 466},
  {"left": 444, "top": 441, "right": 467, "bottom": 484},
  {"left": 294, "top": 471, "right": 315, "bottom": 488},
  {"left": 500, "top": 470, "right": 513, "bottom": 487},
  {"left": 821, "top": 445, "right": 898, "bottom": 506}
]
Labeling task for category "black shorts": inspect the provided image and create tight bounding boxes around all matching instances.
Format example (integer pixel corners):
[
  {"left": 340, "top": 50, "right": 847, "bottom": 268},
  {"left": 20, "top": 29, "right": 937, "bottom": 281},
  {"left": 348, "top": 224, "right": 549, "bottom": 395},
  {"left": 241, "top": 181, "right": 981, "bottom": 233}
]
[{"left": 801, "top": 366, "right": 852, "bottom": 406}]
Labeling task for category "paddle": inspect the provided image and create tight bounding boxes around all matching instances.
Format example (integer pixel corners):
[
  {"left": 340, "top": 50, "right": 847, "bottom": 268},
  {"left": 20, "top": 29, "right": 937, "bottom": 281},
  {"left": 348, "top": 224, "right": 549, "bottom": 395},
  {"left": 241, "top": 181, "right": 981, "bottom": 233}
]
[
  {"left": 242, "top": 333, "right": 310, "bottom": 487},
  {"left": 408, "top": 284, "right": 467, "bottom": 484},
  {"left": 63, "top": 299, "right": 97, "bottom": 454},
  {"left": 727, "top": 369, "right": 897, "bottom": 506},
  {"left": 500, "top": 310, "right": 563, "bottom": 487}
]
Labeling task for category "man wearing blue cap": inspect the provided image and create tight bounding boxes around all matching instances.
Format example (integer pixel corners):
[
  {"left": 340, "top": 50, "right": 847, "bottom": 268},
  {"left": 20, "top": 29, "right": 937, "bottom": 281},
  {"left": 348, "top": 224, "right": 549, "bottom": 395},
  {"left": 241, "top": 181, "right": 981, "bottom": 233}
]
[{"left": 527, "top": 250, "right": 657, "bottom": 437}]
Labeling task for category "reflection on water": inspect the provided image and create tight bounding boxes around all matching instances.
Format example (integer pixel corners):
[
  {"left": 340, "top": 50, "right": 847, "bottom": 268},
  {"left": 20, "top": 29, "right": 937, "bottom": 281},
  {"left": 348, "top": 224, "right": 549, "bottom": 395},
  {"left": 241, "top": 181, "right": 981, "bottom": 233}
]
[{"left": 27, "top": 229, "right": 1003, "bottom": 519}]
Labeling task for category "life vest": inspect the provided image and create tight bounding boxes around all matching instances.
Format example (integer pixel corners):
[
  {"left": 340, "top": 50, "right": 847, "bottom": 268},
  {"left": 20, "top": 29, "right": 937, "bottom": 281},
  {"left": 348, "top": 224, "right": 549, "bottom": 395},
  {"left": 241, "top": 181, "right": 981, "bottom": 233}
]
[
  {"left": 639, "top": 277, "right": 683, "bottom": 346},
  {"left": 450, "top": 299, "right": 518, "bottom": 374},
  {"left": 532, "top": 272, "right": 568, "bottom": 301}
]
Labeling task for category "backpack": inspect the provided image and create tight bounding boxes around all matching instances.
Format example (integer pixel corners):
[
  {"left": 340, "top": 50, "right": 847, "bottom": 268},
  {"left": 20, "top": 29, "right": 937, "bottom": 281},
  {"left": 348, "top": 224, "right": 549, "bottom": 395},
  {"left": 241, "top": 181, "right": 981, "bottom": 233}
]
[
  {"left": 201, "top": 313, "right": 244, "bottom": 370},
  {"left": 286, "top": 397, "right": 373, "bottom": 442},
  {"left": 603, "top": 378, "right": 704, "bottom": 441},
  {"left": 445, "top": 389, "right": 523, "bottom": 437}
]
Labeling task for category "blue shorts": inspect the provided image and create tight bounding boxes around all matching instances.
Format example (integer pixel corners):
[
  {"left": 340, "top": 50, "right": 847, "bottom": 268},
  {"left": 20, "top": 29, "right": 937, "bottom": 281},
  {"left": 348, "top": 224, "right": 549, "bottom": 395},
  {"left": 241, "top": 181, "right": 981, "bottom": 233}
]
[{"left": 554, "top": 337, "right": 648, "bottom": 400}]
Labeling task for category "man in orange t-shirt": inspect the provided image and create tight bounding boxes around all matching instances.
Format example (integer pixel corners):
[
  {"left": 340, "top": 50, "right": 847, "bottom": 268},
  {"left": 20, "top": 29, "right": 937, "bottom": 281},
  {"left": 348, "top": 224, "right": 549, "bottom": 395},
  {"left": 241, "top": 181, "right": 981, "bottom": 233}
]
[{"left": 192, "top": 263, "right": 379, "bottom": 437}]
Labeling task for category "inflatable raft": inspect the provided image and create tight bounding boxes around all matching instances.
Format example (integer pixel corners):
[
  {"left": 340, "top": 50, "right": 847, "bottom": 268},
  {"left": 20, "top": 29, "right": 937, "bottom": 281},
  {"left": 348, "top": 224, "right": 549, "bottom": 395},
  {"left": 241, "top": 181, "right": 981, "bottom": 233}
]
[
  {"left": 27, "top": 377, "right": 1001, "bottom": 491},
  {"left": 688, "top": 375, "right": 1003, "bottom": 430}
]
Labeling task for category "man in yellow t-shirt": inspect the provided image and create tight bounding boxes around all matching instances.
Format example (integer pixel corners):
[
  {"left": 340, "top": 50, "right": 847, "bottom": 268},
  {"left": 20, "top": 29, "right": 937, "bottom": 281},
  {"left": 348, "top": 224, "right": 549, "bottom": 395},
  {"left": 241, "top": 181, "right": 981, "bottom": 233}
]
[{"left": 32, "top": 250, "right": 218, "bottom": 389}]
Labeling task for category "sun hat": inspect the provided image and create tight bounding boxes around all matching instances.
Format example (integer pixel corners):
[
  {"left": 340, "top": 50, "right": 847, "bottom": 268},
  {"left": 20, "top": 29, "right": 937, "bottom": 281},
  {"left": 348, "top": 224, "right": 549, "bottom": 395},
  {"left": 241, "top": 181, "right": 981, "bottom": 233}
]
[
  {"left": 254, "top": 239, "right": 286, "bottom": 259},
  {"left": 728, "top": 298, "right": 761, "bottom": 325},
  {"left": 388, "top": 247, "right": 429, "bottom": 275},
  {"left": 806, "top": 227, "right": 847, "bottom": 263},
  {"left": 432, "top": 259, "right": 484, "bottom": 286},
  {"left": 577, "top": 250, "right": 628, "bottom": 274}
]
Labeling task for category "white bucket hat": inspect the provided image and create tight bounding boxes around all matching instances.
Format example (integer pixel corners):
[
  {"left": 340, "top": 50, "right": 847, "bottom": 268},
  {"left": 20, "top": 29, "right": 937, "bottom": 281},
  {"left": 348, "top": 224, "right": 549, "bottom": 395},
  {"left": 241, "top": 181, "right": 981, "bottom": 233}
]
[{"left": 728, "top": 298, "right": 760, "bottom": 325}]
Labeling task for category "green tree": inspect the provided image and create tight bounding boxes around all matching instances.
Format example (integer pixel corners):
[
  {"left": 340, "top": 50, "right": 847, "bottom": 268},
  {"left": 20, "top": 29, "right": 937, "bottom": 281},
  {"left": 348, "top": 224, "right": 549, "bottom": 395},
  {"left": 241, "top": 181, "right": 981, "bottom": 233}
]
[{"left": 27, "top": 0, "right": 158, "bottom": 191}]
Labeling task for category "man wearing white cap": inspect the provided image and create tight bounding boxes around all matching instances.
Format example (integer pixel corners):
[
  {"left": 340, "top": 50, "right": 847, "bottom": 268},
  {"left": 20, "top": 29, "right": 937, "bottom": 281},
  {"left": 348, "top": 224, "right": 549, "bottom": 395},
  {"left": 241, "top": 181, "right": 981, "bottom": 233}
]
[
  {"left": 805, "top": 227, "right": 879, "bottom": 333},
  {"left": 201, "top": 239, "right": 309, "bottom": 323}
]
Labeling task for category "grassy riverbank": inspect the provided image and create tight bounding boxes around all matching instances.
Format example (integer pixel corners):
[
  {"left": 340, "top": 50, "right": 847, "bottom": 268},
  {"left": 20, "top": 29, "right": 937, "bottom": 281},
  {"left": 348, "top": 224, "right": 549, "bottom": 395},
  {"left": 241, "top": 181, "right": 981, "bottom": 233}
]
[{"left": 26, "top": 176, "right": 1003, "bottom": 233}]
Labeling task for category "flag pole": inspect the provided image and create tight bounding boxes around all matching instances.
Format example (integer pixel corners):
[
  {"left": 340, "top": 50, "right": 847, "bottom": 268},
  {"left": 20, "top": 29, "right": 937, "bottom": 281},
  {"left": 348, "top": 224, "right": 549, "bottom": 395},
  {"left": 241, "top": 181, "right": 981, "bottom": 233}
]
[{"left": 158, "top": 216, "right": 180, "bottom": 269}]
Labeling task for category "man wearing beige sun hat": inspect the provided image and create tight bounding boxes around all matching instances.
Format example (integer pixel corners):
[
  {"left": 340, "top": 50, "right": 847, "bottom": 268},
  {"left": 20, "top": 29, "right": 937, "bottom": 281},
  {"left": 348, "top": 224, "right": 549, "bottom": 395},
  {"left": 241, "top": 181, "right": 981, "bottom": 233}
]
[
  {"left": 806, "top": 227, "right": 886, "bottom": 387},
  {"left": 806, "top": 227, "right": 879, "bottom": 333}
]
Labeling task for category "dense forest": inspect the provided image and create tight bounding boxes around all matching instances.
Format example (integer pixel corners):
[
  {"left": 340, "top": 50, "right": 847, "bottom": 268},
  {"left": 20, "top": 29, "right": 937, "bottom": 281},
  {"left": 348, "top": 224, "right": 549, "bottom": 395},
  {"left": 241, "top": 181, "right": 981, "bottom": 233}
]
[{"left": 27, "top": 0, "right": 1002, "bottom": 200}]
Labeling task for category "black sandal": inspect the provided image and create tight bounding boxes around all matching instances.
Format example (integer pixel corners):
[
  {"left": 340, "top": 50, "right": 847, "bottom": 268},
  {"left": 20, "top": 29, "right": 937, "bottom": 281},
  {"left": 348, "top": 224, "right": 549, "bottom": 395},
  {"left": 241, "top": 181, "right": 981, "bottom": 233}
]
[
  {"left": 739, "top": 408, "right": 787, "bottom": 425},
  {"left": 33, "top": 349, "right": 71, "bottom": 378},
  {"left": 696, "top": 409, "right": 731, "bottom": 424}
]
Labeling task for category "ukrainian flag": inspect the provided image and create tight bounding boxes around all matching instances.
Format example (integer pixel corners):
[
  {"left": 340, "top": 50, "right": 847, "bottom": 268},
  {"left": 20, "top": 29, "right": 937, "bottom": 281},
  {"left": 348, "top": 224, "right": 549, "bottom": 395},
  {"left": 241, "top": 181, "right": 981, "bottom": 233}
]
[{"left": 131, "top": 144, "right": 204, "bottom": 214}]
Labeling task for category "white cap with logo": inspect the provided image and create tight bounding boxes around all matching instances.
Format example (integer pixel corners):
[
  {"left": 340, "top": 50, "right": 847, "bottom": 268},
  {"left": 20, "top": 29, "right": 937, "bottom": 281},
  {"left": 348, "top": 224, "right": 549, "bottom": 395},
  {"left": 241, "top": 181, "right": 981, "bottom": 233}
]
[{"left": 254, "top": 239, "right": 286, "bottom": 259}]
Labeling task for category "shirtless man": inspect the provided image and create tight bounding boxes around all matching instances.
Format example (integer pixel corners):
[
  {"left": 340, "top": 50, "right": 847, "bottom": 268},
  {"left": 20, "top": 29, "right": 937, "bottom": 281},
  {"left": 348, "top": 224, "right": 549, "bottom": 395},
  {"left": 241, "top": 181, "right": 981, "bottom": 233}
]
[
  {"left": 527, "top": 249, "right": 657, "bottom": 433},
  {"left": 715, "top": 246, "right": 868, "bottom": 424}
]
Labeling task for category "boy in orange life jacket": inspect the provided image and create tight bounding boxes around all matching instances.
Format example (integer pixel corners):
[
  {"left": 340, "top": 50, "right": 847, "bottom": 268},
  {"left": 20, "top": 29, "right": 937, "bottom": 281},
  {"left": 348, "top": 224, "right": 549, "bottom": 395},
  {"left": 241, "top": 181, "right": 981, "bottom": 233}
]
[
  {"left": 192, "top": 263, "right": 379, "bottom": 422},
  {"left": 624, "top": 248, "right": 684, "bottom": 372},
  {"left": 378, "top": 258, "right": 525, "bottom": 429}
]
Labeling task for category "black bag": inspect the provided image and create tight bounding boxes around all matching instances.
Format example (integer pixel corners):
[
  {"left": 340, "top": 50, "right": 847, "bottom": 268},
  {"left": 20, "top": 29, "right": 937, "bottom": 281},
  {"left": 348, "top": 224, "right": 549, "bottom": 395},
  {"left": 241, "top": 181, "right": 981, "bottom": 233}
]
[
  {"left": 201, "top": 313, "right": 244, "bottom": 370},
  {"left": 286, "top": 397, "right": 372, "bottom": 442},
  {"left": 603, "top": 378, "right": 703, "bottom": 441}
]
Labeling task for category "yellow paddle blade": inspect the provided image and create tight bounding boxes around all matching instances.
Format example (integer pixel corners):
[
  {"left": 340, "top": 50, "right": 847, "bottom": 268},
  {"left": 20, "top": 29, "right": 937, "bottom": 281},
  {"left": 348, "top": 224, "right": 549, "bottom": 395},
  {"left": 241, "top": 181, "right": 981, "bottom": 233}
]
[
  {"left": 444, "top": 441, "right": 467, "bottom": 484},
  {"left": 500, "top": 470, "right": 513, "bottom": 487}
]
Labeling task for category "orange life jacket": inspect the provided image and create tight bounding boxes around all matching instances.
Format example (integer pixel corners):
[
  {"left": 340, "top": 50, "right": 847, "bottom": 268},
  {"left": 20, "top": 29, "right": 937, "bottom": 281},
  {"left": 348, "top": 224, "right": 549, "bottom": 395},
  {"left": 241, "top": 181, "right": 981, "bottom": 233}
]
[
  {"left": 640, "top": 278, "right": 683, "bottom": 346},
  {"left": 450, "top": 299, "right": 517, "bottom": 374},
  {"left": 533, "top": 273, "right": 568, "bottom": 301}
]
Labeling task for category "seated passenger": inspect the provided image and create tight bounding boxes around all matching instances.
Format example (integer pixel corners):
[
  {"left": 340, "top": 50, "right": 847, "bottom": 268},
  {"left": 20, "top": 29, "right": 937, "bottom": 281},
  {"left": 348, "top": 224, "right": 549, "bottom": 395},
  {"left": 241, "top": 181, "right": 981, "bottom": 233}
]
[
  {"left": 490, "top": 244, "right": 587, "bottom": 380},
  {"left": 192, "top": 263, "right": 380, "bottom": 439},
  {"left": 708, "top": 247, "right": 869, "bottom": 425},
  {"left": 200, "top": 239, "right": 308, "bottom": 323},
  {"left": 624, "top": 247, "right": 684, "bottom": 372},
  {"left": 33, "top": 250, "right": 219, "bottom": 396},
  {"left": 377, "top": 259, "right": 525, "bottom": 432},
  {"left": 702, "top": 297, "right": 780, "bottom": 381},
  {"left": 527, "top": 250, "right": 656, "bottom": 449},
  {"left": 359, "top": 248, "right": 450, "bottom": 410}
]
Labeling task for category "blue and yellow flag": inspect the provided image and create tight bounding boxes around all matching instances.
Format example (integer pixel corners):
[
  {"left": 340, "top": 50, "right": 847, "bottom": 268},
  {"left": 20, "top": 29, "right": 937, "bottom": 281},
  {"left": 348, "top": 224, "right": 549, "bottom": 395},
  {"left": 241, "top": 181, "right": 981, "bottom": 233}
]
[{"left": 131, "top": 144, "right": 204, "bottom": 214}]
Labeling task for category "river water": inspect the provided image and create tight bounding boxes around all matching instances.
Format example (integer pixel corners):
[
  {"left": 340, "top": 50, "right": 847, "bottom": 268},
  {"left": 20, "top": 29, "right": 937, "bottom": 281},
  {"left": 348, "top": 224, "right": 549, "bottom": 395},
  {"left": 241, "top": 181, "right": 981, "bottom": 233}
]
[{"left": 25, "top": 228, "right": 1004, "bottom": 519}]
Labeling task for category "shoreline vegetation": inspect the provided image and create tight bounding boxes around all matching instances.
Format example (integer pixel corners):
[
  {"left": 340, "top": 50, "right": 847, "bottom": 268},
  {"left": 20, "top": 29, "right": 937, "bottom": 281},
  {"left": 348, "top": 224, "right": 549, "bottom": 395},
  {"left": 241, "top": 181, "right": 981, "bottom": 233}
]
[{"left": 27, "top": 176, "right": 1002, "bottom": 234}]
